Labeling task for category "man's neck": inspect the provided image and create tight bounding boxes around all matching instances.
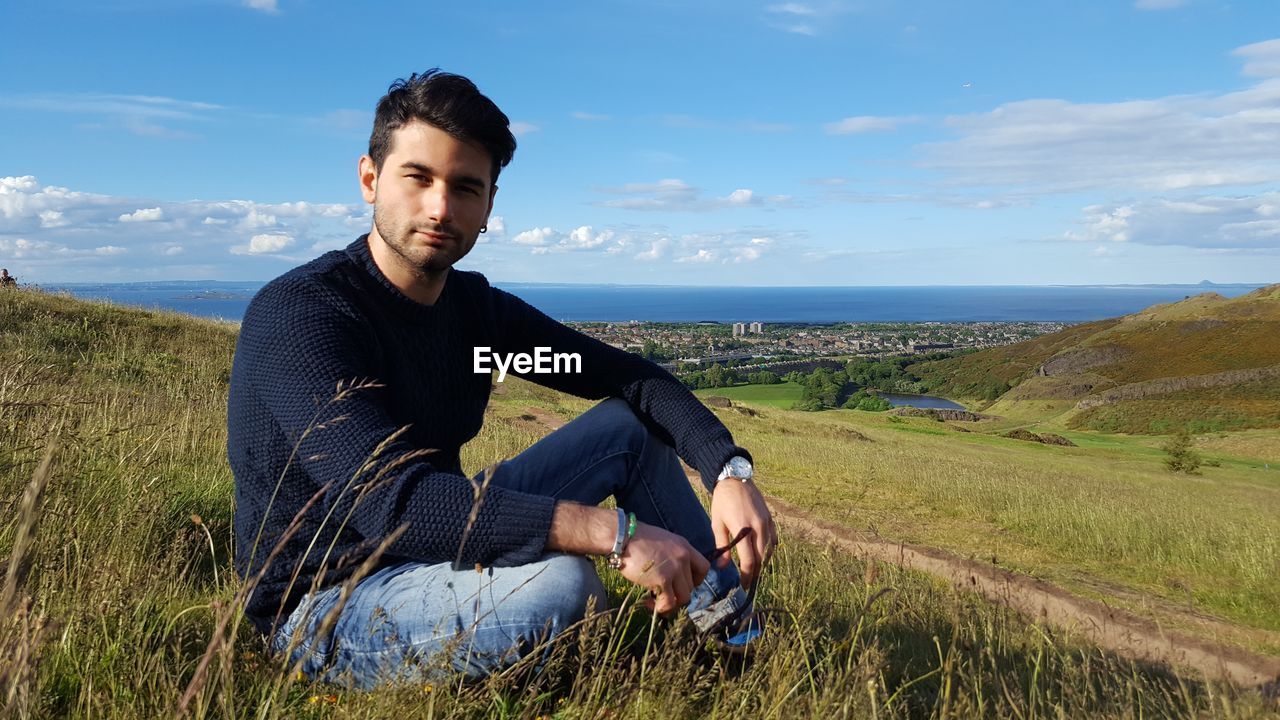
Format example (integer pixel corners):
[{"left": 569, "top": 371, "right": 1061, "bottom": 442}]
[{"left": 366, "top": 230, "right": 448, "bottom": 306}]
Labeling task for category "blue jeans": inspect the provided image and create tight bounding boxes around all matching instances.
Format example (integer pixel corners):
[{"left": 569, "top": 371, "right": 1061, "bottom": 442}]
[{"left": 271, "top": 398, "right": 745, "bottom": 689}]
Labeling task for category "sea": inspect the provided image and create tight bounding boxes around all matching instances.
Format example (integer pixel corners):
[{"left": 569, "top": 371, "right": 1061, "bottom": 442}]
[{"left": 36, "top": 281, "right": 1267, "bottom": 324}]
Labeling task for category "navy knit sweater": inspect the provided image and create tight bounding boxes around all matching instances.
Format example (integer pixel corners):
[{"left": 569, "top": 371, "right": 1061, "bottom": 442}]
[{"left": 227, "top": 235, "right": 751, "bottom": 635}]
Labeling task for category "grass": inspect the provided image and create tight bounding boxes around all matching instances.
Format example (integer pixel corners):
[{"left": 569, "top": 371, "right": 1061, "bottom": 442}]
[
  {"left": 2, "top": 288, "right": 1278, "bottom": 718},
  {"left": 693, "top": 382, "right": 805, "bottom": 410},
  {"left": 1068, "top": 380, "right": 1280, "bottom": 434},
  {"left": 911, "top": 289, "right": 1280, "bottom": 435},
  {"left": 706, "top": 400, "right": 1280, "bottom": 652}
]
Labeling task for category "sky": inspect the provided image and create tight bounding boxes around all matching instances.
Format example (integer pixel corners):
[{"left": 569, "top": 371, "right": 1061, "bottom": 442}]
[{"left": 1, "top": 0, "right": 1278, "bottom": 286}]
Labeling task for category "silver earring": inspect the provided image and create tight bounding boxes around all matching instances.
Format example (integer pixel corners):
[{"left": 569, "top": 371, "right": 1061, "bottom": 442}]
[{"left": 479, "top": 225, "right": 487, "bottom": 234}]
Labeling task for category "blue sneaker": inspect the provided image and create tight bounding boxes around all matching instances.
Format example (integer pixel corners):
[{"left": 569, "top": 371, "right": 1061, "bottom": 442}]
[{"left": 713, "top": 608, "right": 767, "bottom": 656}]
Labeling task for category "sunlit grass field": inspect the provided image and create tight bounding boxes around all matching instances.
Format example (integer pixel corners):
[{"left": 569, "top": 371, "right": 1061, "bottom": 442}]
[
  {"left": 2, "top": 288, "right": 1277, "bottom": 718},
  {"left": 701, "top": 396, "right": 1280, "bottom": 652},
  {"left": 693, "top": 382, "right": 805, "bottom": 410}
]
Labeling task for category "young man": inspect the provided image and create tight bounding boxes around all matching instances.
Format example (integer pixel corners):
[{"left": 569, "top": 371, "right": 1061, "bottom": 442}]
[{"left": 226, "top": 70, "right": 775, "bottom": 689}]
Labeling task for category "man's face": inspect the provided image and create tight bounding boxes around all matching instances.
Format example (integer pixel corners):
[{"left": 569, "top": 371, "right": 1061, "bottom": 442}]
[{"left": 360, "top": 120, "right": 496, "bottom": 276}]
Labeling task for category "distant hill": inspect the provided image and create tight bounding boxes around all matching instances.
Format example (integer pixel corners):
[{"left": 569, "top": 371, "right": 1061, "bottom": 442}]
[{"left": 911, "top": 284, "right": 1280, "bottom": 433}]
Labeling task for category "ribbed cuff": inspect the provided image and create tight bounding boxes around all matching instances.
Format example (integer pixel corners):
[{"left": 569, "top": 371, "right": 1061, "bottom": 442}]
[{"left": 465, "top": 488, "right": 557, "bottom": 568}]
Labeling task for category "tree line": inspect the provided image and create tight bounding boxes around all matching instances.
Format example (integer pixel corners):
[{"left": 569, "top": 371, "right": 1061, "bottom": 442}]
[{"left": 680, "top": 353, "right": 958, "bottom": 412}]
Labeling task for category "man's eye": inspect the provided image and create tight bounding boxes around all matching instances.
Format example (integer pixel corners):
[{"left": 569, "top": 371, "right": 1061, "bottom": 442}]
[{"left": 408, "top": 174, "right": 429, "bottom": 182}]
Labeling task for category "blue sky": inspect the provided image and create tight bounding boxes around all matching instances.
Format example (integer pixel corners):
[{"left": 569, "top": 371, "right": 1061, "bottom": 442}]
[{"left": 2, "top": 0, "right": 1278, "bottom": 285}]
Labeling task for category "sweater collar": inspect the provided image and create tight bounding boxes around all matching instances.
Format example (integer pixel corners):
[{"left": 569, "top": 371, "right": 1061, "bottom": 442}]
[{"left": 345, "top": 234, "right": 453, "bottom": 320}]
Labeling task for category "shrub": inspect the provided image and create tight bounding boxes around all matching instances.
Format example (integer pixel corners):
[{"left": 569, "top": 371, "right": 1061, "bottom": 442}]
[{"left": 1163, "top": 428, "right": 1202, "bottom": 474}]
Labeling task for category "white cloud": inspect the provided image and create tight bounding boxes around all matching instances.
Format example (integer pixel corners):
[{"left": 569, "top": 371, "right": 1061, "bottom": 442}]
[
  {"left": 486, "top": 215, "right": 506, "bottom": 236},
  {"left": 1, "top": 176, "right": 38, "bottom": 193},
  {"left": 595, "top": 178, "right": 786, "bottom": 212},
  {"left": 571, "top": 111, "right": 610, "bottom": 121},
  {"left": 921, "top": 41, "right": 1280, "bottom": 193},
  {"left": 509, "top": 225, "right": 616, "bottom": 254},
  {"left": 1065, "top": 205, "right": 1135, "bottom": 243},
  {"left": 634, "top": 238, "right": 670, "bottom": 261},
  {"left": 1134, "top": 0, "right": 1187, "bottom": 9},
  {"left": 566, "top": 226, "right": 611, "bottom": 249},
  {"left": 1234, "top": 39, "right": 1280, "bottom": 79},
  {"left": 1062, "top": 193, "right": 1280, "bottom": 249},
  {"left": 510, "top": 121, "right": 540, "bottom": 137},
  {"left": 236, "top": 207, "right": 278, "bottom": 231},
  {"left": 0, "top": 93, "right": 223, "bottom": 139},
  {"left": 231, "top": 233, "right": 295, "bottom": 256},
  {"left": 512, "top": 227, "right": 556, "bottom": 246},
  {"left": 118, "top": 207, "right": 164, "bottom": 223},
  {"left": 0, "top": 176, "right": 368, "bottom": 279},
  {"left": 676, "top": 249, "right": 717, "bottom": 263},
  {"left": 39, "top": 210, "right": 68, "bottom": 228},
  {"left": 243, "top": 0, "right": 279, "bottom": 12},
  {"left": 824, "top": 115, "right": 916, "bottom": 134},
  {"left": 0, "top": 237, "right": 127, "bottom": 260}
]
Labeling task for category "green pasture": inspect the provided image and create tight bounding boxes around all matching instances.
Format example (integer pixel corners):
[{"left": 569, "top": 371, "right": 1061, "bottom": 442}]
[{"left": 693, "top": 381, "right": 804, "bottom": 410}]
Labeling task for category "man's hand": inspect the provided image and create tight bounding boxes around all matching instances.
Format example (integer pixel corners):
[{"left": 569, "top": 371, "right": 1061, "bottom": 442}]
[
  {"left": 546, "top": 502, "right": 708, "bottom": 614},
  {"left": 710, "top": 479, "right": 776, "bottom": 589},
  {"left": 617, "top": 524, "right": 710, "bottom": 614}
]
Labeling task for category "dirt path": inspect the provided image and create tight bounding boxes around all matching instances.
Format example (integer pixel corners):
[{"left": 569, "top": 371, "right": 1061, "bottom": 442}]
[
  {"left": 515, "top": 407, "right": 1280, "bottom": 689},
  {"left": 766, "top": 496, "right": 1280, "bottom": 689}
]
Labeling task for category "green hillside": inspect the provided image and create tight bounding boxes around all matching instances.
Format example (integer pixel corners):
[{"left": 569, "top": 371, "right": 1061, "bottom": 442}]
[
  {"left": 912, "top": 285, "right": 1280, "bottom": 433},
  {"left": 2, "top": 288, "right": 1277, "bottom": 718}
]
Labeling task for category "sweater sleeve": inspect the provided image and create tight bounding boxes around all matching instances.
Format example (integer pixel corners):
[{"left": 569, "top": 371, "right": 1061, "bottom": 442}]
[
  {"left": 242, "top": 279, "right": 555, "bottom": 568},
  {"left": 488, "top": 285, "right": 751, "bottom": 492}
]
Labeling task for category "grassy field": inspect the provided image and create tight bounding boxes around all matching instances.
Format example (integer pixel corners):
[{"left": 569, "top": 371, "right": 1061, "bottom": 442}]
[
  {"left": 2, "top": 288, "right": 1278, "bottom": 718},
  {"left": 702, "top": 395, "right": 1280, "bottom": 654},
  {"left": 693, "top": 382, "right": 804, "bottom": 410}
]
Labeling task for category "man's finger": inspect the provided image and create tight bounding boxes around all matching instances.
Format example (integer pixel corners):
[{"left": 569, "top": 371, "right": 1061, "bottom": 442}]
[
  {"left": 711, "top": 518, "right": 733, "bottom": 569},
  {"left": 656, "top": 583, "right": 677, "bottom": 614},
  {"left": 674, "top": 561, "right": 693, "bottom": 608},
  {"left": 737, "top": 539, "right": 760, "bottom": 589},
  {"left": 755, "top": 523, "right": 773, "bottom": 572}
]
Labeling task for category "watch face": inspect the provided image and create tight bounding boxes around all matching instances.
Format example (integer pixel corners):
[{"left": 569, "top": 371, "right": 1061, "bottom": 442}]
[{"left": 728, "top": 456, "right": 753, "bottom": 479}]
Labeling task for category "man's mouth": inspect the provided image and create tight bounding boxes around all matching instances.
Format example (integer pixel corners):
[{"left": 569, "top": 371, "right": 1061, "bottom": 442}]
[{"left": 415, "top": 229, "right": 455, "bottom": 245}]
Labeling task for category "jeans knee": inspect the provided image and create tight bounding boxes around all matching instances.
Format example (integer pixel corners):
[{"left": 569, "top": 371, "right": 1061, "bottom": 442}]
[
  {"left": 592, "top": 398, "right": 651, "bottom": 453},
  {"left": 539, "top": 554, "right": 607, "bottom": 628}
]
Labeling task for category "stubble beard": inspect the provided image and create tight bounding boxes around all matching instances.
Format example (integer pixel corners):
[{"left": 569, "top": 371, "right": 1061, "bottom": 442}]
[{"left": 372, "top": 202, "right": 456, "bottom": 281}]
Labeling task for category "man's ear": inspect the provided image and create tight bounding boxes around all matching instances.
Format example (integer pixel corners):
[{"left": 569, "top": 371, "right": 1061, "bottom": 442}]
[{"left": 358, "top": 155, "right": 378, "bottom": 204}]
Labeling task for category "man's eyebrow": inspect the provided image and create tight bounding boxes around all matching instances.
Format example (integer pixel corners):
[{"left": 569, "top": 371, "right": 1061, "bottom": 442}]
[{"left": 399, "top": 161, "right": 487, "bottom": 189}]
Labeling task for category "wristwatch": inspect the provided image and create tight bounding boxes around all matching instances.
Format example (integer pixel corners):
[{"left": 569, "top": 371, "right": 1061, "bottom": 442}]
[{"left": 717, "top": 455, "right": 754, "bottom": 483}]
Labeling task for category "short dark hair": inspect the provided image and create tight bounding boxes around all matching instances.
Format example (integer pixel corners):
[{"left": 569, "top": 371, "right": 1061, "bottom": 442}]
[{"left": 368, "top": 70, "right": 516, "bottom": 184}]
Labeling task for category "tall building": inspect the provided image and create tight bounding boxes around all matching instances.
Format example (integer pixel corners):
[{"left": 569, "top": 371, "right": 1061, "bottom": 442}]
[
  {"left": 732, "top": 322, "right": 746, "bottom": 337},
  {"left": 749, "top": 321, "right": 763, "bottom": 334}
]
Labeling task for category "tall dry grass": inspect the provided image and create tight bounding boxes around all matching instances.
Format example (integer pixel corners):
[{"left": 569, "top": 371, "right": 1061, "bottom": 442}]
[{"left": 1, "top": 288, "right": 1276, "bottom": 718}]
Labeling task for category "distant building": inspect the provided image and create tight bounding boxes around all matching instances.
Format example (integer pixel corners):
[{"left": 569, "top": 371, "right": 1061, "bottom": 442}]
[
  {"left": 732, "top": 322, "right": 746, "bottom": 337},
  {"left": 749, "top": 321, "right": 763, "bottom": 333}
]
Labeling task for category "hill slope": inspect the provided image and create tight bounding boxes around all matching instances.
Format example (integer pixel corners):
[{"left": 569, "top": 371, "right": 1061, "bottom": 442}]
[
  {"left": 912, "top": 285, "right": 1280, "bottom": 433},
  {"left": 4, "top": 288, "right": 1278, "bottom": 716}
]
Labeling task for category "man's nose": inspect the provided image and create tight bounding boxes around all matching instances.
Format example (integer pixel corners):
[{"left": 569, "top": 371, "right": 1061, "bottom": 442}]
[{"left": 423, "top": 184, "right": 454, "bottom": 224}]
